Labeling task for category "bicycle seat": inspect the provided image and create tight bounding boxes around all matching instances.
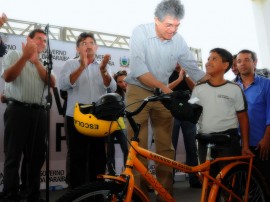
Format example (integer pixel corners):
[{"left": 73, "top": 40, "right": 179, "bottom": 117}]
[{"left": 195, "top": 133, "right": 231, "bottom": 144}]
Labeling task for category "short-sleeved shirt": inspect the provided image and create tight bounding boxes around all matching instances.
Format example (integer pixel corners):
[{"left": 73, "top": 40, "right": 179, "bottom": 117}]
[
  {"left": 1, "top": 50, "right": 52, "bottom": 105},
  {"left": 236, "top": 75, "right": 270, "bottom": 146},
  {"left": 58, "top": 58, "right": 117, "bottom": 117},
  {"left": 125, "top": 23, "right": 205, "bottom": 91},
  {"left": 191, "top": 81, "right": 247, "bottom": 133}
]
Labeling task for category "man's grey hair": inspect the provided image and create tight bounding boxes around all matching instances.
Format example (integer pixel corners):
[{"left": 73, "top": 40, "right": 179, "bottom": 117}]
[{"left": 154, "top": 0, "right": 185, "bottom": 21}]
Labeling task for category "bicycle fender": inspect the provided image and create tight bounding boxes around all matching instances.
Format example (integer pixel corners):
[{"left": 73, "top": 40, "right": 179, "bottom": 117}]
[
  {"left": 97, "top": 174, "right": 150, "bottom": 202},
  {"left": 208, "top": 161, "right": 249, "bottom": 201},
  {"left": 218, "top": 161, "right": 249, "bottom": 180}
]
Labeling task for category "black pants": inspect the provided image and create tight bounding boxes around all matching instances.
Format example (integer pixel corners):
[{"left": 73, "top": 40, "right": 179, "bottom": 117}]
[
  {"left": 250, "top": 146, "right": 270, "bottom": 193},
  {"left": 197, "top": 129, "right": 241, "bottom": 177},
  {"left": 3, "top": 104, "right": 47, "bottom": 199},
  {"left": 65, "top": 116, "right": 106, "bottom": 189},
  {"left": 172, "top": 119, "right": 199, "bottom": 184},
  {"left": 106, "top": 130, "right": 128, "bottom": 172}
]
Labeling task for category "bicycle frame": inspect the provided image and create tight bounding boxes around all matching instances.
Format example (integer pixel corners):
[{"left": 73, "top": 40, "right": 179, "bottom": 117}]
[
  {"left": 98, "top": 137, "right": 254, "bottom": 202},
  {"left": 95, "top": 94, "right": 255, "bottom": 201},
  {"left": 57, "top": 93, "right": 266, "bottom": 202}
]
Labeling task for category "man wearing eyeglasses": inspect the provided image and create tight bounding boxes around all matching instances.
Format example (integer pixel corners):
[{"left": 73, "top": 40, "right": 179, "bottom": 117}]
[
  {"left": 59, "top": 32, "right": 117, "bottom": 189},
  {"left": 125, "top": 0, "right": 209, "bottom": 200}
]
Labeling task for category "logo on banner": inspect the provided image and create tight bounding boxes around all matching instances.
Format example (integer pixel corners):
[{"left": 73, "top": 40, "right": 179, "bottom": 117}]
[
  {"left": 120, "top": 56, "right": 129, "bottom": 68},
  {"left": 40, "top": 169, "right": 66, "bottom": 183}
]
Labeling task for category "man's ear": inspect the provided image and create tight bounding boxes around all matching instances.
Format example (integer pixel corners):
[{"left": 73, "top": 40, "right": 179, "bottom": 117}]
[
  {"left": 223, "top": 61, "right": 229, "bottom": 71},
  {"left": 155, "top": 17, "right": 160, "bottom": 25},
  {"left": 254, "top": 59, "right": 258, "bottom": 71}
]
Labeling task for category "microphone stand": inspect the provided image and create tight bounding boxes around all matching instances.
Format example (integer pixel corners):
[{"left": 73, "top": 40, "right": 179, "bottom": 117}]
[{"left": 43, "top": 24, "right": 52, "bottom": 202}]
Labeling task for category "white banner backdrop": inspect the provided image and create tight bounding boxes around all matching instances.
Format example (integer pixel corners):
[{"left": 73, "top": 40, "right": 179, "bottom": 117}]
[{"left": 0, "top": 33, "right": 186, "bottom": 191}]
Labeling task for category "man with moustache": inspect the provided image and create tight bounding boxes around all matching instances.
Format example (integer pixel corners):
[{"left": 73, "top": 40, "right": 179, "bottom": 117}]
[
  {"left": 1, "top": 28, "right": 56, "bottom": 201},
  {"left": 59, "top": 32, "right": 116, "bottom": 189},
  {"left": 236, "top": 49, "right": 270, "bottom": 195}
]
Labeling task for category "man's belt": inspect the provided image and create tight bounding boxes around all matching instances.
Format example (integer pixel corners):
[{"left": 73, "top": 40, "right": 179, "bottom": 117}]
[{"left": 7, "top": 100, "right": 45, "bottom": 109}]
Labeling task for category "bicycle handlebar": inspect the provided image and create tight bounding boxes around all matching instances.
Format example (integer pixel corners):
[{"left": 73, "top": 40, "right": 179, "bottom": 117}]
[
  {"left": 124, "top": 90, "right": 173, "bottom": 139},
  {"left": 125, "top": 90, "right": 172, "bottom": 117}
]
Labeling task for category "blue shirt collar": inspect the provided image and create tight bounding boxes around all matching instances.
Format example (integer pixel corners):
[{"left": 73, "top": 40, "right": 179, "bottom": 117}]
[{"left": 238, "top": 74, "right": 259, "bottom": 84}]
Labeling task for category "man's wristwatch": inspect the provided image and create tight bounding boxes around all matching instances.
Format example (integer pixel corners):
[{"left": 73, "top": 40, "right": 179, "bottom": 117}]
[
  {"left": 183, "top": 74, "right": 186, "bottom": 80},
  {"left": 103, "top": 71, "right": 108, "bottom": 76}
]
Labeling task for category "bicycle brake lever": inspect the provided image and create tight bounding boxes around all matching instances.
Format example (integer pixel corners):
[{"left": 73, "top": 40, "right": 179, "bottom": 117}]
[{"left": 153, "top": 88, "right": 162, "bottom": 95}]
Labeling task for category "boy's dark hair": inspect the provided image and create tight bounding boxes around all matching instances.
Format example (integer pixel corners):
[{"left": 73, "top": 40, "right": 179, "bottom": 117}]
[
  {"left": 76, "top": 32, "right": 96, "bottom": 47},
  {"left": 237, "top": 49, "right": 257, "bottom": 62},
  {"left": 28, "top": 29, "right": 46, "bottom": 39},
  {"left": 210, "top": 48, "right": 233, "bottom": 73}
]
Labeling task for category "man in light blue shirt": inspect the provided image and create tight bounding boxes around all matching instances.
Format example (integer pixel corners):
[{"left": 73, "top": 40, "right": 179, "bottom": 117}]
[
  {"left": 125, "top": 0, "right": 208, "bottom": 200},
  {"left": 59, "top": 32, "right": 116, "bottom": 189}
]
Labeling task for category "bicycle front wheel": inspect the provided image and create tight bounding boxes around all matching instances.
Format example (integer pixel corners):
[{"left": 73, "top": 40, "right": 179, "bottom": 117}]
[
  {"left": 215, "top": 164, "right": 267, "bottom": 202},
  {"left": 56, "top": 181, "right": 145, "bottom": 202}
]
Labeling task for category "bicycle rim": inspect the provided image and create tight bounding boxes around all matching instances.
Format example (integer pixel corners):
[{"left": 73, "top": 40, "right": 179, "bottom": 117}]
[
  {"left": 56, "top": 181, "right": 144, "bottom": 202},
  {"left": 216, "top": 164, "right": 266, "bottom": 202}
]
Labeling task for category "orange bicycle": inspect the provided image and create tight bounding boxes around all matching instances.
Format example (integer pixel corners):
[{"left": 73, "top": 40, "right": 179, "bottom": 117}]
[{"left": 57, "top": 92, "right": 268, "bottom": 202}]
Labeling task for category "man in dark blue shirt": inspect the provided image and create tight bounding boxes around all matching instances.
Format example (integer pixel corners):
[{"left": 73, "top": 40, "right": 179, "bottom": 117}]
[{"left": 236, "top": 49, "right": 270, "bottom": 194}]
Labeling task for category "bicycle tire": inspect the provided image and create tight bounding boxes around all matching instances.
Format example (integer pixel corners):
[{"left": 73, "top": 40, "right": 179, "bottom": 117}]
[
  {"left": 56, "top": 181, "right": 145, "bottom": 202},
  {"left": 215, "top": 164, "right": 267, "bottom": 202}
]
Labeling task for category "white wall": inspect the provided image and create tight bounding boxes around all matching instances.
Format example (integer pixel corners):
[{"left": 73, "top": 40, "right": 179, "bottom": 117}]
[{"left": 251, "top": 0, "right": 270, "bottom": 67}]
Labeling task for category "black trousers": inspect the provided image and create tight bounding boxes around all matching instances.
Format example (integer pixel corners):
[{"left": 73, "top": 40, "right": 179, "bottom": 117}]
[
  {"left": 3, "top": 104, "right": 47, "bottom": 199},
  {"left": 65, "top": 116, "right": 106, "bottom": 189},
  {"left": 106, "top": 130, "right": 128, "bottom": 171},
  {"left": 250, "top": 146, "right": 270, "bottom": 194},
  {"left": 197, "top": 129, "right": 241, "bottom": 177}
]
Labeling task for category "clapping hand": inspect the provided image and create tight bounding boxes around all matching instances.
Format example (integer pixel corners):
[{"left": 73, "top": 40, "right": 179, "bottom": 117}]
[
  {"left": 177, "top": 68, "right": 186, "bottom": 82},
  {"left": 80, "top": 49, "right": 88, "bottom": 69},
  {"left": 22, "top": 37, "right": 38, "bottom": 63},
  {"left": 100, "top": 54, "right": 110, "bottom": 72},
  {"left": 0, "top": 13, "right": 7, "bottom": 28}
]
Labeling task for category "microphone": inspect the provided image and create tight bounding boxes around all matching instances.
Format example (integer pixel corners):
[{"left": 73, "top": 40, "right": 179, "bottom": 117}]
[{"left": 44, "top": 24, "right": 49, "bottom": 34}]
